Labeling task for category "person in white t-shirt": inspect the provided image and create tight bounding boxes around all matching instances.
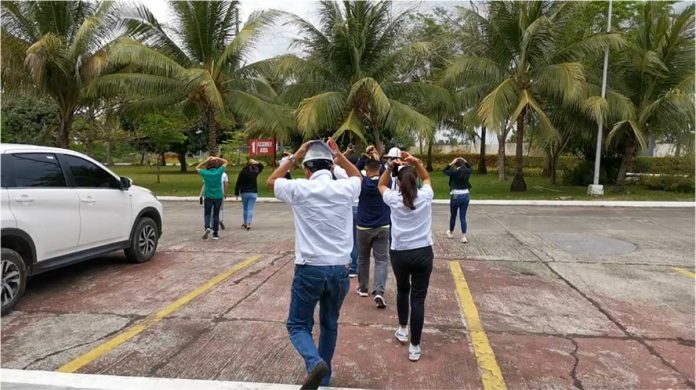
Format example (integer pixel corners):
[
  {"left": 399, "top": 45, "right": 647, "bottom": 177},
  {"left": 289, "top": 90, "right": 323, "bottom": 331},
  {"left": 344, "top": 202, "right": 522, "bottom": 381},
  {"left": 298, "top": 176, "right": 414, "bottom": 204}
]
[
  {"left": 378, "top": 151, "right": 433, "bottom": 363},
  {"left": 199, "top": 172, "right": 229, "bottom": 230},
  {"left": 267, "top": 138, "right": 361, "bottom": 389}
]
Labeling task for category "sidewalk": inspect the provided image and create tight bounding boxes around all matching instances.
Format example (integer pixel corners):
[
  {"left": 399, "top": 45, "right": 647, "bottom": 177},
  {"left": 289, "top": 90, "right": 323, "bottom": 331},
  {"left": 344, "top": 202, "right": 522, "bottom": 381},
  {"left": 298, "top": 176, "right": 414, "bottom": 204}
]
[
  {"left": 159, "top": 196, "right": 695, "bottom": 208},
  {"left": 0, "top": 369, "right": 357, "bottom": 390}
]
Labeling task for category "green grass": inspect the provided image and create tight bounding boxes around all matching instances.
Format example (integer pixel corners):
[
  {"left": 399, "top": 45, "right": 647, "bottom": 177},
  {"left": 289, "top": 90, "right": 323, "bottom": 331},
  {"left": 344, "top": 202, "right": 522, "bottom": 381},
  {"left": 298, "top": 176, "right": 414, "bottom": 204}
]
[{"left": 111, "top": 165, "right": 694, "bottom": 201}]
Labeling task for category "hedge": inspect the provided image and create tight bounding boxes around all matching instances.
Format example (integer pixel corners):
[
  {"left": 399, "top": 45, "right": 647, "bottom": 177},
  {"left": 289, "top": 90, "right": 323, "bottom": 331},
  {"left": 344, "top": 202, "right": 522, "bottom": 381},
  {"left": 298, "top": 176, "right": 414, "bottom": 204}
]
[{"left": 633, "top": 156, "right": 694, "bottom": 175}]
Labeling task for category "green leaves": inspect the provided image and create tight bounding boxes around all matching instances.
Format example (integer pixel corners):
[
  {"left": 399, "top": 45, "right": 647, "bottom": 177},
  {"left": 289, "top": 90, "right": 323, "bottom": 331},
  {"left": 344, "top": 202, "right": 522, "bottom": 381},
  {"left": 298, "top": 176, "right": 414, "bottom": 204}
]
[{"left": 296, "top": 92, "right": 346, "bottom": 137}]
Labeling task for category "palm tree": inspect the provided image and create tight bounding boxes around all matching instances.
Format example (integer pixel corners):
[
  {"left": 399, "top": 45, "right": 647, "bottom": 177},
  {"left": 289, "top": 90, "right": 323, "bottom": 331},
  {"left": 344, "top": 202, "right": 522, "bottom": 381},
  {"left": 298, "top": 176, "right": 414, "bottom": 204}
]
[
  {"left": 443, "top": 1, "right": 625, "bottom": 191},
  {"left": 605, "top": 4, "right": 694, "bottom": 192},
  {"left": 268, "top": 1, "right": 441, "bottom": 151},
  {"left": 89, "top": 1, "right": 291, "bottom": 155},
  {"left": 1, "top": 1, "right": 120, "bottom": 148}
]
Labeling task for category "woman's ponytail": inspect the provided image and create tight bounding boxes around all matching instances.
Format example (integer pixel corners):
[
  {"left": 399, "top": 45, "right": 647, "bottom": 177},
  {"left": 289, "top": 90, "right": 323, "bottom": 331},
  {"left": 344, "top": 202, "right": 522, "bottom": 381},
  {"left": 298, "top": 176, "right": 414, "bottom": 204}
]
[{"left": 397, "top": 166, "right": 418, "bottom": 210}]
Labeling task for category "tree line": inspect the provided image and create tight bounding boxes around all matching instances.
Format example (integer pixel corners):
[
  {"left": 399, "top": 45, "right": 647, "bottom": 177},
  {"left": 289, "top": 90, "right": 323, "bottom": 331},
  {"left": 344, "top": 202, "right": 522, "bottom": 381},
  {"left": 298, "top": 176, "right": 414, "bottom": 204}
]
[{"left": 1, "top": 0, "right": 693, "bottom": 192}]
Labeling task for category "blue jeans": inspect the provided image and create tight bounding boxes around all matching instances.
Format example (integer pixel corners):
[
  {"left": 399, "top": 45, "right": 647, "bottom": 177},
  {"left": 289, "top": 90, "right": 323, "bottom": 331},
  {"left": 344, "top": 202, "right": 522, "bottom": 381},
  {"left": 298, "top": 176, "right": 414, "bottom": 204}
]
[
  {"left": 203, "top": 198, "right": 223, "bottom": 234},
  {"left": 287, "top": 264, "right": 350, "bottom": 386},
  {"left": 449, "top": 193, "right": 470, "bottom": 233},
  {"left": 350, "top": 206, "right": 358, "bottom": 273},
  {"left": 241, "top": 192, "right": 257, "bottom": 225}
]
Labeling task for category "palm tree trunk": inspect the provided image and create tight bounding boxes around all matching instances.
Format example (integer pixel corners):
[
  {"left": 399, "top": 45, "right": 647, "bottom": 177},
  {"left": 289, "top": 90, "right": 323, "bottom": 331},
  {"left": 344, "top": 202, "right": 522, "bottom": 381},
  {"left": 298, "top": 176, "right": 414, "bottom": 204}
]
[
  {"left": 178, "top": 152, "right": 187, "bottom": 172},
  {"left": 497, "top": 131, "right": 507, "bottom": 181},
  {"left": 614, "top": 139, "right": 637, "bottom": 193},
  {"left": 206, "top": 107, "right": 218, "bottom": 156},
  {"left": 510, "top": 108, "right": 527, "bottom": 192},
  {"left": 478, "top": 126, "right": 487, "bottom": 174},
  {"left": 57, "top": 110, "right": 74, "bottom": 148},
  {"left": 426, "top": 136, "right": 434, "bottom": 172}
]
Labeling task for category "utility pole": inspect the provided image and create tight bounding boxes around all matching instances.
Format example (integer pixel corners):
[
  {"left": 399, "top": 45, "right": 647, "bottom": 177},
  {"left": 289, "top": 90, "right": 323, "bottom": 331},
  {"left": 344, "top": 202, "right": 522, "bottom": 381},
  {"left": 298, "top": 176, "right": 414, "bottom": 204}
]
[{"left": 588, "top": 0, "right": 613, "bottom": 197}]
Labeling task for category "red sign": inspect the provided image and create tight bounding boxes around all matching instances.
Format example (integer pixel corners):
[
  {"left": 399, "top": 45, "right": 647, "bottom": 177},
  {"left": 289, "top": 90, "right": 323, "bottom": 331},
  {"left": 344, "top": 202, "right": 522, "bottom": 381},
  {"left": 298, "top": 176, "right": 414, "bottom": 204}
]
[{"left": 249, "top": 139, "right": 275, "bottom": 157}]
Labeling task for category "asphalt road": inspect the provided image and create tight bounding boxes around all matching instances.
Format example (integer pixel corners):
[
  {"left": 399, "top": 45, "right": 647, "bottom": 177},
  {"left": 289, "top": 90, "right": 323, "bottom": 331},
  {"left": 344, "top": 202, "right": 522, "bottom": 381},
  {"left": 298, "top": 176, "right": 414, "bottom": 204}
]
[{"left": 2, "top": 201, "right": 694, "bottom": 389}]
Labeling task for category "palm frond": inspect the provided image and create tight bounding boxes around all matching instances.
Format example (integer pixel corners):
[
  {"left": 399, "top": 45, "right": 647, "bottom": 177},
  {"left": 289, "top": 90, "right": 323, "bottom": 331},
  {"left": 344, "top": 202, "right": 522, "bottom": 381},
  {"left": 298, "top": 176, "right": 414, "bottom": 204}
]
[
  {"left": 25, "top": 33, "right": 67, "bottom": 88},
  {"left": 441, "top": 56, "right": 504, "bottom": 89},
  {"left": 215, "top": 10, "right": 279, "bottom": 73},
  {"left": 606, "top": 120, "right": 647, "bottom": 149},
  {"left": 477, "top": 78, "right": 519, "bottom": 130},
  {"left": 385, "top": 99, "right": 435, "bottom": 138},
  {"left": 296, "top": 92, "right": 347, "bottom": 137},
  {"left": 534, "top": 62, "right": 585, "bottom": 106},
  {"left": 333, "top": 110, "right": 365, "bottom": 142},
  {"left": 227, "top": 90, "right": 294, "bottom": 139},
  {"left": 347, "top": 77, "right": 391, "bottom": 120},
  {"left": 109, "top": 38, "right": 187, "bottom": 77}
]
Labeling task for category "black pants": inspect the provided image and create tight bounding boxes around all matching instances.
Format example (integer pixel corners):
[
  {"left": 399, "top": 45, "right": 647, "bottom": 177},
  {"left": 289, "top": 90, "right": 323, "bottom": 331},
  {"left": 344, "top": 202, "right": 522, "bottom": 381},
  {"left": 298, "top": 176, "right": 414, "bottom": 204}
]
[{"left": 390, "top": 245, "right": 433, "bottom": 346}]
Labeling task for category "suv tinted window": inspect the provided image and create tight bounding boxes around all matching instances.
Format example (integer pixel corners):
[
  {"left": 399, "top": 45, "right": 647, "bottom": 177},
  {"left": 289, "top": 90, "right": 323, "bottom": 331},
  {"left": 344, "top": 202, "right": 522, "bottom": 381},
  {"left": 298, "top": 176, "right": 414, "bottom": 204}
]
[
  {"left": 63, "top": 155, "right": 120, "bottom": 189},
  {"left": 9, "top": 153, "right": 67, "bottom": 188},
  {"left": 1, "top": 154, "right": 12, "bottom": 187}
]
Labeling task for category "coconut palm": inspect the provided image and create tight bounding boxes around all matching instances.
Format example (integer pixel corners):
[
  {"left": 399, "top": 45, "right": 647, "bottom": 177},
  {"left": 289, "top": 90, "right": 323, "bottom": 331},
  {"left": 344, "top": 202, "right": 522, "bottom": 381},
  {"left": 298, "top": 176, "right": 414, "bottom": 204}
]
[
  {"left": 604, "top": 4, "right": 694, "bottom": 192},
  {"left": 1, "top": 1, "right": 120, "bottom": 148},
  {"left": 443, "top": 1, "right": 625, "bottom": 191},
  {"left": 88, "top": 1, "right": 292, "bottom": 155},
  {"left": 267, "top": 1, "right": 442, "bottom": 152}
]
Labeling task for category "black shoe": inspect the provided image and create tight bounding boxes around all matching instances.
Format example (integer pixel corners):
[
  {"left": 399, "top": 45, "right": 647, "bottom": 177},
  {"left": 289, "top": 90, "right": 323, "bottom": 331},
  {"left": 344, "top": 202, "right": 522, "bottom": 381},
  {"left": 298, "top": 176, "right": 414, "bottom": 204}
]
[
  {"left": 220, "top": 221, "right": 225, "bottom": 230},
  {"left": 300, "top": 361, "right": 329, "bottom": 390}
]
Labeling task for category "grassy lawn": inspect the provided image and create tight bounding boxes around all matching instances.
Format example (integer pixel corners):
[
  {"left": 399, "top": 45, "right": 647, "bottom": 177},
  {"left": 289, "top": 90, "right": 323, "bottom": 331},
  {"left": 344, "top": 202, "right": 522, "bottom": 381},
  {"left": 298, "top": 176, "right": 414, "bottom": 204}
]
[{"left": 111, "top": 165, "right": 694, "bottom": 201}]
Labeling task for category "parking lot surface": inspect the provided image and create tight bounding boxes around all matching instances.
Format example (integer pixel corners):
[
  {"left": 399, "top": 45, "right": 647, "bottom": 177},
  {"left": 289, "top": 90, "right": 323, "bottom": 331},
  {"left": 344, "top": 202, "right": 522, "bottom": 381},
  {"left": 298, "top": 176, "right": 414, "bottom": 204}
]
[{"left": 2, "top": 201, "right": 694, "bottom": 389}]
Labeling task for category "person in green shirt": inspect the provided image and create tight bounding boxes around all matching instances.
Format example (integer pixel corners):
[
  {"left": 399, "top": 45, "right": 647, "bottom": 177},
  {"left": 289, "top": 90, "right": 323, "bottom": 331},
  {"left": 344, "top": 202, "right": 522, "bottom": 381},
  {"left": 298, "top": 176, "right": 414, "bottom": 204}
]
[{"left": 196, "top": 156, "right": 228, "bottom": 240}]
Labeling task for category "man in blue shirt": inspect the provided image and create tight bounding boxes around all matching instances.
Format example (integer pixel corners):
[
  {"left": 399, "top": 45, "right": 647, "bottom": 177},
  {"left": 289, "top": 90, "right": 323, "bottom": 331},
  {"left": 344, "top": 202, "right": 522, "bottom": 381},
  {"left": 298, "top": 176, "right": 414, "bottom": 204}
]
[{"left": 196, "top": 156, "right": 228, "bottom": 240}]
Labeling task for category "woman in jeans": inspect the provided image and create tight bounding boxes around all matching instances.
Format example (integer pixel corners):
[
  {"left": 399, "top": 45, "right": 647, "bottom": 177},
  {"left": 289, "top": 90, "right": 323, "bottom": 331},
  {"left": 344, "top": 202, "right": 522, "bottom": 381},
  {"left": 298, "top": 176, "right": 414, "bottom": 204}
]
[
  {"left": 235, "top": 159, "right": 264, "bottom": 230},
  {"left": 444, "top": 157, "right": 472, "bottom": 243},
  {"left": 378, "top": 151, "right": 433, "bottom": 362}
]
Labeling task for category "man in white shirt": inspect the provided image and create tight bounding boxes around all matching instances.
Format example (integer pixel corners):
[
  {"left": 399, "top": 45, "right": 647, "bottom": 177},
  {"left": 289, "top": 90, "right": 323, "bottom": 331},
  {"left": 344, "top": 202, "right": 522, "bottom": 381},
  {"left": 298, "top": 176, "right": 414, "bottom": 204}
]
[{"left": 267, "top": 138, "right": 361, "bottom": 389}]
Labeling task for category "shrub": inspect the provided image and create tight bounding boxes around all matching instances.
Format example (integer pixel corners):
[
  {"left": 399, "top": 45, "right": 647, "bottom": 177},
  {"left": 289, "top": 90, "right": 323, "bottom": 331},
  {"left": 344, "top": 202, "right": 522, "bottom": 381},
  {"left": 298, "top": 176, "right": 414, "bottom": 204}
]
[
  {"left": 640, "top": 175, "right": 695, "bottom": 193},
  {"left": 633, "top": 156, "right": 694, "bottom": 175}
]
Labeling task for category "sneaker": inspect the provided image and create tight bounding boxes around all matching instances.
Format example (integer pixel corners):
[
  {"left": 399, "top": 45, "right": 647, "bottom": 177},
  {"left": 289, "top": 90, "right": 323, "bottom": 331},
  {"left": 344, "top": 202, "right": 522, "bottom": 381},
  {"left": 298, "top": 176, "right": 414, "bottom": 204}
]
[
  {"left": 212, "top": 234, "right": 219, "bottom": 240},
  {"left": 461, "top": 235, "right": 468, "bottom": 243},
  {"left": 445, "top": 230, "right": 453, "bottom": 239},
  {"left": 394, "top": 327, "right": 409, "bottom": 344},
  {"left": 202, "top": 228, "right": 212, "bottom": 240},
  {"left": 241, "top": 224, "right": 247, "bottom": 229},
  {"left": 356, "top": 288, "right": 368, "bottom": 297},
  {"left": 245, "top": 224, "right": 251, "bottom": 231},
  {"left": 300, "top": 360, "right": 329, "bottom": 390},
  {"left": 349, "top": 273, "right": 358, "bottom": 278},
  {"left": 408, "top": 344, "right": 422, "bottom": 361},
  {"left": 374, "top": 295, "right": 386, "bottom": 309},
  {"left": 220, "top": 221, "right": 225, "bottom": 230}
]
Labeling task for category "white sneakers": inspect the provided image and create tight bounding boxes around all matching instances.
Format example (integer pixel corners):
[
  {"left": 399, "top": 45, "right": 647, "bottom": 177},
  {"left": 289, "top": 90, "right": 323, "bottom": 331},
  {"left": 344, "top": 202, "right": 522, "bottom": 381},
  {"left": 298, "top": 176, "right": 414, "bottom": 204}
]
[
  {"left": 408, "top": 344, "right": 422, "bottom": 361},
  {"left": 446, "top": 230, "right": 468, "bottom": 243},
  {"left": 394, "top": 327, "right": 408, "bottom": 343},
  {"left": 202, "top": 228, "right": 212, "bottom": 240},
  {"left": 356, "top": 288, "right": 368, "bottom": 297},
  {"left": 395, "top": 327, "right": 422, "bottom": 361}
]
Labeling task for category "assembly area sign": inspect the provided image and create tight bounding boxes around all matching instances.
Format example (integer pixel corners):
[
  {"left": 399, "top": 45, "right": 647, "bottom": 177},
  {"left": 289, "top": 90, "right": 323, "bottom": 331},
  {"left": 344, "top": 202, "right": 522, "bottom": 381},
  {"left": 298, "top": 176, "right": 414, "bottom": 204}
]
[{"left": 249, "top": 139, "right": 275, "bottom": 157}]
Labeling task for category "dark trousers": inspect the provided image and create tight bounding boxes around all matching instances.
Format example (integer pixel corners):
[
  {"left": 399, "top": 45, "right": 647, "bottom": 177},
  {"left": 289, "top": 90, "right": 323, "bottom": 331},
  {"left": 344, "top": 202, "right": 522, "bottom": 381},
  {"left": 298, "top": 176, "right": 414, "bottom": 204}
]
[
  {"left": 389, "top": 246, "right": 433, "bottom": 346},
  {"left": 449, "top": 193, "right": 470, "bottom": 233},
  {"left": 203, "top": 197, "right": 223, "bottom": 234}
]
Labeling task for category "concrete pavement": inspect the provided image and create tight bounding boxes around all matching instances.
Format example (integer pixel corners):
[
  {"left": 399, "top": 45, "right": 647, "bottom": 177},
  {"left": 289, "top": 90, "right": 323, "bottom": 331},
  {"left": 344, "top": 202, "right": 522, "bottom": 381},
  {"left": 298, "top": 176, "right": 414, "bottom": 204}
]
[{"left": 1, "top": 201, "right": 694, "bottom": 389}]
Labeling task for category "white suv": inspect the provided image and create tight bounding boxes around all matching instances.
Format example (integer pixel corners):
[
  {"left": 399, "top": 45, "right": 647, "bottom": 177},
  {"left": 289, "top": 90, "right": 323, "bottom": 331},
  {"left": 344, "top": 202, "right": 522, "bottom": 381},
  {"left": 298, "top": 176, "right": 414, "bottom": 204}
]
[{"left": 1, "top": 144, "right": 163, "bottom": 314}]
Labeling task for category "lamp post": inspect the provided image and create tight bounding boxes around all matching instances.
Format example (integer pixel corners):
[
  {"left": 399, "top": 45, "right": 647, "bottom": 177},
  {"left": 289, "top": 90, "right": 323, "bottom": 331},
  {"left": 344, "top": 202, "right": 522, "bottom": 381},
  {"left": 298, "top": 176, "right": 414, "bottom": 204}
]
[{"left": 588, "top": 0, "right": 613, "bottom": 197}]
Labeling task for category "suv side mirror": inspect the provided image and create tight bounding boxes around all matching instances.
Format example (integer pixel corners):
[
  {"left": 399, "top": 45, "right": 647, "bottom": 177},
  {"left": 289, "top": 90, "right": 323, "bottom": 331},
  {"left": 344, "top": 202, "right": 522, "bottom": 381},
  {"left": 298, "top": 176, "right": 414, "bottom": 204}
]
[{"left": 120, "top": 176, "right": 132, "bottom": 190}]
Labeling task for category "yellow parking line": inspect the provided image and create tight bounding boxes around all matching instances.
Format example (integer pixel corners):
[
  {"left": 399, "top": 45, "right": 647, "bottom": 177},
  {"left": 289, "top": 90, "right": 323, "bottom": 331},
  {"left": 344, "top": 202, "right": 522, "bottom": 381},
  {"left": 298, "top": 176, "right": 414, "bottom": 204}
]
[
  {"left": 57, "top": 255, "right": 262, "bottom": 373},
  {"left": 673, "top": 267, "right": 696, "bottom": 279},
  {"left": 449, "top": 261, "right": 507, "bottom": 390}
]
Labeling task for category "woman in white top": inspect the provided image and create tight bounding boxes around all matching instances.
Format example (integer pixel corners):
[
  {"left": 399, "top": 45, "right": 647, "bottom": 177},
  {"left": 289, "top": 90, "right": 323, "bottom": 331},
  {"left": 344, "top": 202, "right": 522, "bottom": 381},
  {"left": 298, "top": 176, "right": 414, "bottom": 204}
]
[{"left": 378, "top": 151, "right": 433, "bottom": 362}]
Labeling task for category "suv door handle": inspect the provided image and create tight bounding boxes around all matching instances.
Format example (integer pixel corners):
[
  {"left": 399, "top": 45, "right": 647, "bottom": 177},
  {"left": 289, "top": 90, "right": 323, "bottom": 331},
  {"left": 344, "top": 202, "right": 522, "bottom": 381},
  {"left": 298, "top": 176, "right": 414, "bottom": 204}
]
[
  {"left": 15, "top": 195, "right": 33, "bottom": 204},
  {"left": 81, "top": 196, "right": 96, "bottom": 205}
]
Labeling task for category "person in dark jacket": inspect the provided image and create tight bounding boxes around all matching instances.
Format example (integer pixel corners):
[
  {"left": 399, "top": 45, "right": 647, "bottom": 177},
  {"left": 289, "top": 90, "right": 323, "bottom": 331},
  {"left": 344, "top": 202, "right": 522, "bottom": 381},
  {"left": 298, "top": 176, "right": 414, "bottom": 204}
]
[
  {"left": 356, "top": 158, "right": 391, "bottom": 308},
  {"left": 235, "top": 159, "right": 264, "bottom": 230},
  {"left": 443, "top": 157, "right": 472, "bottom": 243}
]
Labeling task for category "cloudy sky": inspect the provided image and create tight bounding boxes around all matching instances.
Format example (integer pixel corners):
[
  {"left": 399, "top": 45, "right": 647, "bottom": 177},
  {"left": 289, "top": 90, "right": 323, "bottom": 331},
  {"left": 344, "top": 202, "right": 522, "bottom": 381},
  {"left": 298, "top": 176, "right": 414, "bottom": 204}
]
[{"left": 141, "top": 0, "right": 453, "bottom": 62}]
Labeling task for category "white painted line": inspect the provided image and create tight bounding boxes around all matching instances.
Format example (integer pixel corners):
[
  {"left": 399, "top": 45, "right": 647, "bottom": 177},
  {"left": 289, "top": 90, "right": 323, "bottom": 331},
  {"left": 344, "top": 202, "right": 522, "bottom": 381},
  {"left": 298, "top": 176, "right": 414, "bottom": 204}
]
[
  {"left": 158, "top": 196, "right": 695, "bottom": 208},
  {"left": 0, "top": 369, "right": 359, "bottom": 390}
]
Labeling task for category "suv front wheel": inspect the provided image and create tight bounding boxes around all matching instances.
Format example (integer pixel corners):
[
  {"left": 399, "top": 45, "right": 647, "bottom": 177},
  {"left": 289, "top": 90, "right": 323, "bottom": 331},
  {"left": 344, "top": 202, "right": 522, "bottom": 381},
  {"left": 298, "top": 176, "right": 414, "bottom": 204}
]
[
  {"left": 124, "top": 217, "right": 159, "bottom": 263},
  {"left": 2, "top": 248, "right": 27, "bottom": 315}
]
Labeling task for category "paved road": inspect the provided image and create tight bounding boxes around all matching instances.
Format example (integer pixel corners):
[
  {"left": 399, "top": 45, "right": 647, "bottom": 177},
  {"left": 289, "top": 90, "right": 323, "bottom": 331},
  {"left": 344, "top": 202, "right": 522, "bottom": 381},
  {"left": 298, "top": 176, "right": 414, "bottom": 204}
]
[{"left": 2, "top": 201, "right": 694, "bottom": 389}]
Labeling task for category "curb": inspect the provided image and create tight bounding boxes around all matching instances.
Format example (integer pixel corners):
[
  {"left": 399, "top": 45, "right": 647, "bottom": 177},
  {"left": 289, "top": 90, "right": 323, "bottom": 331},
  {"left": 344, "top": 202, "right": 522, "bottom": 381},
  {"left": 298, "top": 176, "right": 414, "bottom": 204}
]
[
  {"left": 158, "top": 196, "right": 694, "bottom": 208},
  {"left": 0, "top": 369, "right": 357, "bottom": 390}
]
